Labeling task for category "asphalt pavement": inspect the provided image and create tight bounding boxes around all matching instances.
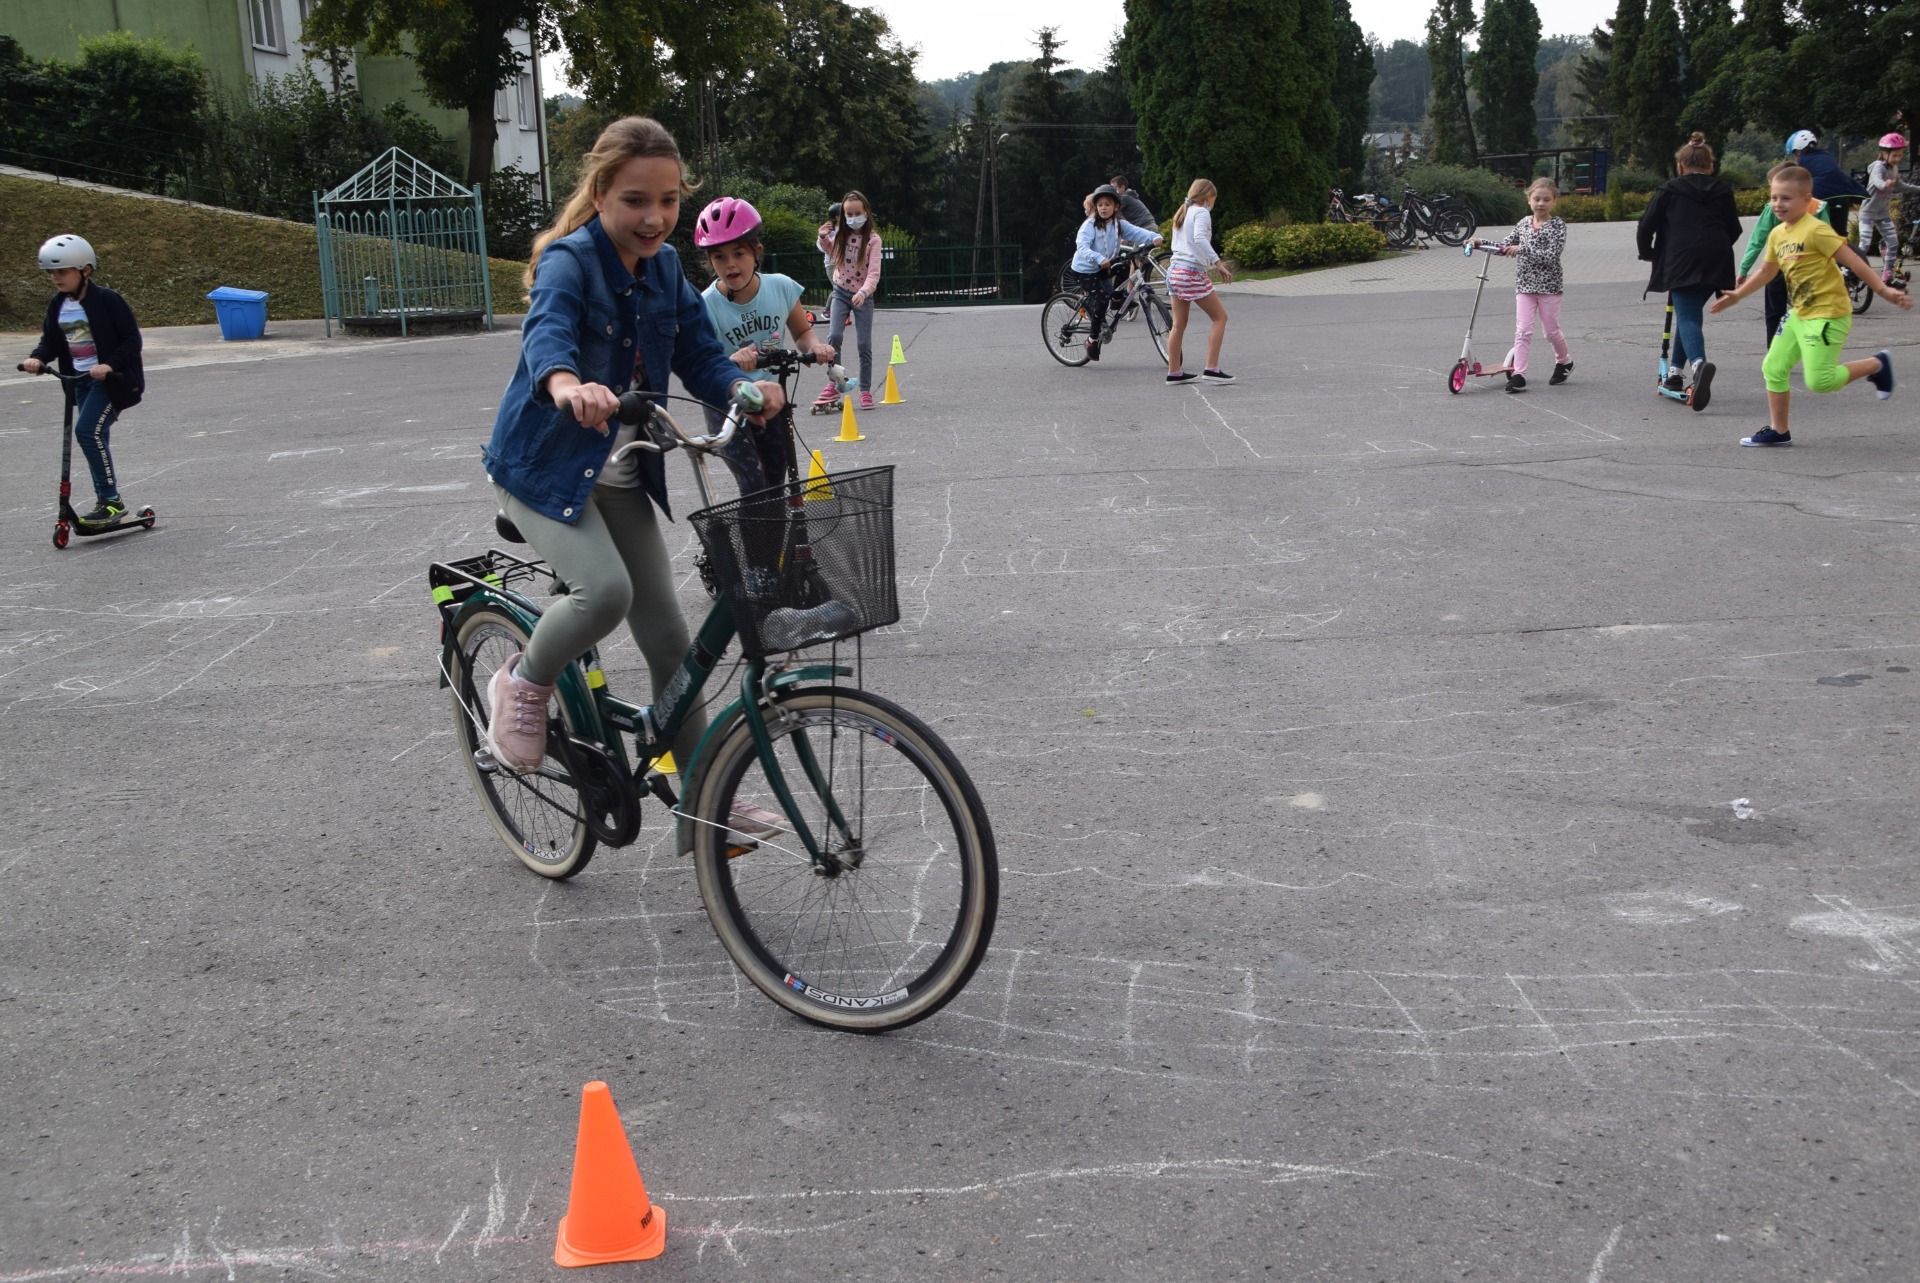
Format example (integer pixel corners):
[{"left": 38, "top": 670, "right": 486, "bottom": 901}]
[{"left": 2, "top": 244, "right": 1918, "bottom": 1281}]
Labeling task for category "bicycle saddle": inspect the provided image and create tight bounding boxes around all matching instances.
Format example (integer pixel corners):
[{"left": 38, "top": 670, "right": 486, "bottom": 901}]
[{"left": 495, "top": 512, "right": 526, "bottom": 543}]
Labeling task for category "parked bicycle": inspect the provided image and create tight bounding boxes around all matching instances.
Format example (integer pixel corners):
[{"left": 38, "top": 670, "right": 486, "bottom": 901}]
[
  {"left": 1327, "top": 188, "right": 1400, "bottom": 238},
  {"left": 1041, "top": 244, "right": 1174, "bottom": 366},
  {"left": 1391, "top": 187, "right": 1477, "bottom": 248},
  {"left": 427, "top": 349, "right": 998, "bottom": 1031}
]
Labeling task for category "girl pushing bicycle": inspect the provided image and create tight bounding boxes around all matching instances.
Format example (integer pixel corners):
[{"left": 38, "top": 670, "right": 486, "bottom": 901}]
[
  {"left": 480, "top": 114, "right": 785, "bottom": 837},
  {"left": 1071, "top": 184, "right": 1163, "bottom": 362}
]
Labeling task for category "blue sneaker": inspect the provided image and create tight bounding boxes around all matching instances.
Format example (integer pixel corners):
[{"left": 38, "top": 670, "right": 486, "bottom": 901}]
[
  {"left": 1739, "top": 427, "right": 1792, "bottom": 447},
  {"left": 1868, "top": 349, "right": 1895, "bottom": 400}
]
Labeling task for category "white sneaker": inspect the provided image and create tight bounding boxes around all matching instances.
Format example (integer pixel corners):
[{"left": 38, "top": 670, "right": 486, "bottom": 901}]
[{"left": 485, "top": 652, "right": 553, "bottom": 772}]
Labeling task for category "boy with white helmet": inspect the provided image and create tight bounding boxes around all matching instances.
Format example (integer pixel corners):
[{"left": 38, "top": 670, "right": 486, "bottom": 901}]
[{"left": 20, "top": 234, "right": 145, "bottom": 523}]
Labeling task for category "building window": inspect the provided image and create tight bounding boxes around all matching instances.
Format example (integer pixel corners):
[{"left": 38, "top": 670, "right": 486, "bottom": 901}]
[
  {"left": 495, "top": 87, "right": 512, "bottom": 122},
  {"left": 517, "top": 72, "right": 536, "bottom": 130},
  {"left": 250, "top": 0, "right": 284, "bottom": 52}
]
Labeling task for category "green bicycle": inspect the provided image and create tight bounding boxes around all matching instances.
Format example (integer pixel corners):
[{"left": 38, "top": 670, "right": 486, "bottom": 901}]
[{"left": 427, "top": 350, "right": 997, "bottom": 1030}]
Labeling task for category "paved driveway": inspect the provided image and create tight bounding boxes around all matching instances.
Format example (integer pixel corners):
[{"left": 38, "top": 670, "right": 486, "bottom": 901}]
[{"left": 1, "top": 254, "right": 1916, "bottom": 1281}]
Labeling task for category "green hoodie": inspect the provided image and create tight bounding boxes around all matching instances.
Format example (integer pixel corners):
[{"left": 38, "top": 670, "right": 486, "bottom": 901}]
[{"left": 1739, "top": 196, "right": 1829, "bottom": 277}]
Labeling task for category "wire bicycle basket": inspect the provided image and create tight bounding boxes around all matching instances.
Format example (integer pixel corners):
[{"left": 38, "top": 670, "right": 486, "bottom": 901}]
[{"left": 688, "top": 465, "right": 898, "bottom": 658}]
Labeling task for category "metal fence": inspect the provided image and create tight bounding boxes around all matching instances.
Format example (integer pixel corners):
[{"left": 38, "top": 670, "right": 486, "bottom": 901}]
[
  {"left": 314, "top": 148, "right": 493, "bottom": 336},
  {"left": 764, "top": 243, "right": 1023, "bottom": 309}
]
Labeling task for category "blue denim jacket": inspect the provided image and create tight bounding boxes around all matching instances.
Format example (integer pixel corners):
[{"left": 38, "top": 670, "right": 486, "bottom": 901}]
[{"left": 484, "top": 218, "right": 743, "bottom": 522}]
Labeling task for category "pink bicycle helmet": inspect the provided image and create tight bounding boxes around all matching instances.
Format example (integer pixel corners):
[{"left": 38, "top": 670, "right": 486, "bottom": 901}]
[
  {"left": 693, "top": 197, "right": 762, "bottom": 248},
  {"left": 1880, "top": 132, "right": 1909, "bottom": 149}
]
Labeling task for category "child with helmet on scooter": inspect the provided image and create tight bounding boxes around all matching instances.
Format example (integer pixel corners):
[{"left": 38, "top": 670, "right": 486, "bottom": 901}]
[
  {"left": 693, "top": 196, "right": 839, "bottom": 493},
  {"left": 21, "top": 234, "right": 144, "bottom": 525},
  {"left": 480, "top": 114, "right": 787, "bottom": 856},
  {"left": 1860, "top": 132, "right": 1920, "bottom": 286}
]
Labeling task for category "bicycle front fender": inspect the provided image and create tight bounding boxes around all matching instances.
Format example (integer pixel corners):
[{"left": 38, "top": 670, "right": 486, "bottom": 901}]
[{"left": 673, "top": 664, "right": 851, "bottom": 856}]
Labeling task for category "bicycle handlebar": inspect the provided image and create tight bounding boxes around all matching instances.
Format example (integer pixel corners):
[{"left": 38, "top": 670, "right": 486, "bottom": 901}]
[{"left": 606, "top": 348, "right": 849, "bottom": 463}]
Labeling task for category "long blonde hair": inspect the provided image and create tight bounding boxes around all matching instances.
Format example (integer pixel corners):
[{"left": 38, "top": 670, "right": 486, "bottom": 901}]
[
  {"left": 524, "top": 117, "right": 695, "bottom": 290},
  {"left": 1172, "top": 179, "right": 1215, "bottom": 230}
]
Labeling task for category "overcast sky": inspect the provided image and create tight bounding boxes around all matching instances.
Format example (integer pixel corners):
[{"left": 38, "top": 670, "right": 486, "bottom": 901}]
[{"left": 542, "top": 1, "right": 1616, "bottom": 93}]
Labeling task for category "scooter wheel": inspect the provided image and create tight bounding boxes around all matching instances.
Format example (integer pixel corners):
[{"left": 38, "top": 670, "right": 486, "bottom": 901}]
[
  {"left": 1448, "top": 360, "right": 1468, "bottom": 394},
  {"left": 53, "top": 522, "right": 69, "bottom": 549},
  {"left": 140, "top": 507, "right": 157, "bottom": 529}
]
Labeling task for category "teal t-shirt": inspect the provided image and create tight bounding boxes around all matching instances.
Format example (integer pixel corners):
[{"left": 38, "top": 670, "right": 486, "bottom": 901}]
[{"left": 700, "top": 272, "right": 806, "bottom": 357}]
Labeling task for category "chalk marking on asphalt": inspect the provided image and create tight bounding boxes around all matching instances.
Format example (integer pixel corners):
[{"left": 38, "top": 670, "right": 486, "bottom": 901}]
[
  {"left": 432, "top": 1205, "right": 471, "bottom": 1264},
  {"left": 390, "top": 729, "right": 451, "bottom": 761},
  {"left": 1586, "top": 1223, "right": 1626, "bottom": 1281},
  {"left": 1194, "top": 387, "right": 1265, "bottom": 459},
  {"left": 1791, "top": 894, "right": 1920, "bottom": 974},
  {"left": 268, "top": 447, "right": 344, "bottom": 460},
  {"left": 1718, "top": 969, "right": 1920, "bottom": 1099}
]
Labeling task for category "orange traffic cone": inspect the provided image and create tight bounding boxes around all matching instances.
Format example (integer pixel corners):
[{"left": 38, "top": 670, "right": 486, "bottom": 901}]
[
  {"left": 836, "top": 394, "right": 864, "bottom": 442},
  {"left": 554, "top": 1081, "right": 666, "bottom": 1266}
]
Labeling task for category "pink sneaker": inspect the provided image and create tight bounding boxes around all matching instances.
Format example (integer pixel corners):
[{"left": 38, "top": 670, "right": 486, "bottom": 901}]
[
  {"left": 813, "top": 382, "right": 838, "bottom": 406},
  {"left": 485, "top": 652, "right": 553, "bottom": 772},
  {"left": 859, "top": 390, "right": 875, "bottom": 411}
]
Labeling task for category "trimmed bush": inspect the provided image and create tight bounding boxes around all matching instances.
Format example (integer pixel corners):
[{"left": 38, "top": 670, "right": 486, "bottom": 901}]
[
  {"left": 1392, "top": 163, "right": 1527, "bottom": 225},
  {"left": 1734, "top": 188, "right": 1768, "bottom": 216},
  {"left": 1556, "top": 191, "right": 1651, "bottom": 222},
  {"left": 1224, "top": 221, "right": 1384, "bottom": 270}
]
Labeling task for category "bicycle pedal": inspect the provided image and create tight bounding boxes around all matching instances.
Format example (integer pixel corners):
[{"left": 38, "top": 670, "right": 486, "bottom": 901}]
[{"left": 645, "top": 773, "right": 679, "bottom": 808}]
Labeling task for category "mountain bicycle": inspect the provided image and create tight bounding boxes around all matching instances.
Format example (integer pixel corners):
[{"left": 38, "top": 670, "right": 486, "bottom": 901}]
[
  {"left": 427, "top": 351, "right": 998, "bottom": 1030},
  {"left": 1041, "top": 244, "right": 1173, "bottom": 366},
  {"left": 1394, "top": 187, "right": 1477, "bottom": 247}
]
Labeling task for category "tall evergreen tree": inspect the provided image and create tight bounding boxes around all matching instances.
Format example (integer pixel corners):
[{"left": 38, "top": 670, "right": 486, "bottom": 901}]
[
  {"left": 1734, "top": 0, "right": 1798, "bottom": 141},
  {"left": 1369, "top": 38, "right": 1432, "bottom": 127},
  {"left": 1677, "top": 0, "right": 1740, "bottom": 154},
  {"left": 1472, "top": 0, "right": 1541, "bottom": 155},
  {"left": 1119, "top": 0, "right": 1340, "bottom": 227},
  {"left": 1627, "top": 0, "right": 1684, "bottom": 170},
  {"left": 1330, "top": 0, "right": 1376, "bottom": 186},
  {"left": 1424, "top": 0, "right": 1478, "bottom": 165},
  {"left": 1603, "top": 0, "right": 1646, "bottom": 156}
]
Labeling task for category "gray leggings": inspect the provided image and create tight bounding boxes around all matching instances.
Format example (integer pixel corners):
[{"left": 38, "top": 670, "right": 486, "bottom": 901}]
[
  {"left": 494, "top": 483, "right": 706, "bottom": 763},
  {"left": 828, "top": 284, "right": 875, "bottom": 390}
]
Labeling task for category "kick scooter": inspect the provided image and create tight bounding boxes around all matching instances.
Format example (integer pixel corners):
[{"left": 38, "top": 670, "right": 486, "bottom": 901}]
[
  {"left": 1654, "top": 298, "right": 1710, "bottom": 411},
  {"left": 16, "top": 363, "right": 156, "bottom": 548},
  {"left": 1446, "top": 241, "right": 1517, "bottom": 392}
]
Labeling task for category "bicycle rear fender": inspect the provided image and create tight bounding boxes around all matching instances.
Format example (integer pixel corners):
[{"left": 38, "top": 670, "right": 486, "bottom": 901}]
[{"left": 673, "top": 665, "right": 851, "bottom": 856}]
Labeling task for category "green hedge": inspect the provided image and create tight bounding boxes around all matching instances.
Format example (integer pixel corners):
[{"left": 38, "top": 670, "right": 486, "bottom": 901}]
[
  {"left": 1553, "top": 188, "right": 1768, "bottom": 222},
  {"left": 1223, "top": 221, "right": 1386, "bottom": 270},
  {"left": 1392, "top": 163, "right": 1529, "bottom": 225}
]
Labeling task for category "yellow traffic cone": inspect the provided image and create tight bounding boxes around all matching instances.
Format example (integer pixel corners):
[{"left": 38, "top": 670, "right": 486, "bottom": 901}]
[
  {"left": 804, "top": 449, "right": 835, "bottom": 501},
  {"left": 836, "top": 395, "right": 864, "bottom": 442},
  {"left": 881, "top": 364, "right": 904, "bottom": 405}
]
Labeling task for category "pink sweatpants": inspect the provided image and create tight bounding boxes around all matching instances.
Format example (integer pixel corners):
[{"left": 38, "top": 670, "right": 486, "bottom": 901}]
[{"left": 1513, "top": 292, "right": 1570, "bottom": 377}]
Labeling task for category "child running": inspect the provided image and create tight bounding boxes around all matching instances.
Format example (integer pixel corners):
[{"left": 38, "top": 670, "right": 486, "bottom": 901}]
[
  {"left": 815, "top": 192, "right": 881, "bottom": 410},
  {"left": 1708, "top": 165, "right": 1913, "bottom": 447},
  {"left": 1860, "top": 132, "right": 1920, "bottom": 284},
  {"left": 1069, "top": 183, "right": 1163, "bottom": 362},
  {"left": 1493, "top": 178, "right": 1572, "bottom": 393},
  {"left": 22, "top": 234, "right": 144, "bottom": 523},
  {"left": 693, "top": 196, "right": 836, "bottom": 493},
  {"left": 1163, "top": 178, "right": 1234, "bottom": 384}
]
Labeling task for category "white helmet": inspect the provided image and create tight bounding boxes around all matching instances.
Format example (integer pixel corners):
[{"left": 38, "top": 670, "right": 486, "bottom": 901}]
[
  {"left": 1785, "top": 129, "right": 1818, "bottom": 156},
  {"left": 38, "top": 234, "right": 96, "bottom": 271}
]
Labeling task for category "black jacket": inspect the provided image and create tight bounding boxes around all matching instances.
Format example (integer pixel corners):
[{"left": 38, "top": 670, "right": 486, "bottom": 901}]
[
  {"left": 31, "top": 281, "right": 144, "bottom": 410},
  {"left": 1637, "top": 174, "right": 1742, "bottom": 295}
]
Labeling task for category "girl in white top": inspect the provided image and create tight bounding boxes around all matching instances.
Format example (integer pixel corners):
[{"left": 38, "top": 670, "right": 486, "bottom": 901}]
[{"left": 1164, "top": 179, "right": 1235, "bottom": 384}]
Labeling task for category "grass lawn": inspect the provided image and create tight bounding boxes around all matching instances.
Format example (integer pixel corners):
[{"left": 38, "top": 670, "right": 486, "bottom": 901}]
[{"left": 1, "top": 175, "right": 528, "bottom": 330}]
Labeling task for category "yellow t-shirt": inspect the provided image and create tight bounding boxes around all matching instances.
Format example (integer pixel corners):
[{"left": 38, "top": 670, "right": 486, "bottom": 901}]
[{"left": 1764, "top": 212, "right": 1850, "bottom": 320}]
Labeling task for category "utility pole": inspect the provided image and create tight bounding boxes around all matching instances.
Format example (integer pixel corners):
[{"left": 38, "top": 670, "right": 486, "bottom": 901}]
[{"left": 969, "top": 121, "right": 1005, "bottom": 297}]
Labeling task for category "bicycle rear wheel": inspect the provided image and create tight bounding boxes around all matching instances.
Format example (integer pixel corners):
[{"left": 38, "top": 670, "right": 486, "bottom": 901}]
[
  {"left": 1143, "top": 291, "right": 1173, "bottom": 363},
  {"left": 1434, "top": 206, "right": 1477, "bottom": 246},
  {"left": 1041, "top": 291, "right": 1094, "bottom": 366},
  {"left": 1847, "top": 268, "right": 1874, "bottom": 315},
  {"left": 450, "top": 605, "right": 597, "bottom": 878},
  {"left": 692, "top": 687, "right": 997, "bottom": 1031}
]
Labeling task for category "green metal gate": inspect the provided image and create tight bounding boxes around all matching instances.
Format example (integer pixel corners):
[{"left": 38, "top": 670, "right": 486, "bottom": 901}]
[{"left": 314, "top": 148, "right": 494, "bottom": 337}]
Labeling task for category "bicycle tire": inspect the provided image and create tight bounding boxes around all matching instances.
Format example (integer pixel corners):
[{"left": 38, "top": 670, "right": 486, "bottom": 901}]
[
  {"left": 450, "top": 605, "right": 597, "bottom": 878},
  {"left": 1144, "top": 292, "right": 1172, "bottom": 363},
  {"left": 1386, "top": 211, "right": 1416, "bottom": 249},
  {"left": 691, "top": 687, "right": 997, "bottom": 1032},
  {"left": 1057, "top": 261, "right": 1081, "bottom": 294},
  {"left": 1434, "top": 206, "right": 1477, "bottom": 247},
  {"left": 1041, "top": 291, "right": 1094, "bottom": 367},
  {"left": 1847, "top": 268, "right": 1873, "bottom": 315}
]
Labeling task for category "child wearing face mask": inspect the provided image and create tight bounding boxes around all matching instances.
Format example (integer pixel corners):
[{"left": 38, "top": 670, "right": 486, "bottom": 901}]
[{"left": 815, "top": 191, "right": 882, "bottom": 410}]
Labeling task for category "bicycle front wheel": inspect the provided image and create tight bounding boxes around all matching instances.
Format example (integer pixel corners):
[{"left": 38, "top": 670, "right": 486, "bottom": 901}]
[
  {"left": 1041, "top": 291, "right": 1094, "bottom": 366},
  {"left": 692, "top": 688, "right": 998, "bottom": 1031},
  {"left": 1386, "top": 211, "right": 1416, "bottom": 249},
  {"left": 450, "top": 605, "right": 597, "bottom": 879},
  {"left": 1143, "top": 291, "right": 1173, "bottom": 363},
  {"left": 1848, "top": 269, "right": 1874, "bottom": 315}
]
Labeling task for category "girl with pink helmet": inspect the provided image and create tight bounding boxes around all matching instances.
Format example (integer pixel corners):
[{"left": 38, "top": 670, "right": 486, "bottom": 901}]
[
  {"left": 1860, "top": 132, "right": 1920, "bottom": 285},
  {"left": 694, "top": 196, "right": 837, "bottom": 492}
]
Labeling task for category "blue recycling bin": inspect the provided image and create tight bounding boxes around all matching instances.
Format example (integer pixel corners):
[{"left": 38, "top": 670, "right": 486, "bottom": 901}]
[{"left": 206, "top": 286, "right": 269, "bottom": 341}]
